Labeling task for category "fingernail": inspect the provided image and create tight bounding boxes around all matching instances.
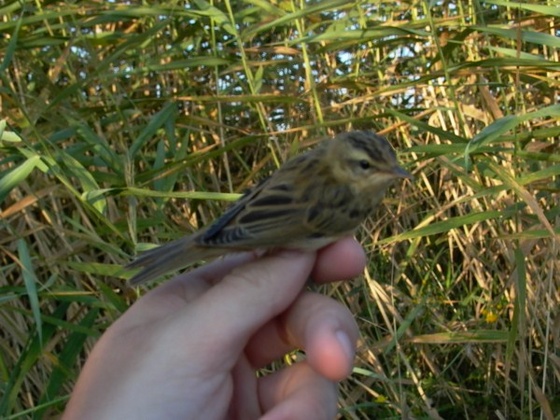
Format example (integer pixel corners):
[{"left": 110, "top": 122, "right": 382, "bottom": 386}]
[{"left": 335, "top": 330, "right": 355, "bottom": 361}]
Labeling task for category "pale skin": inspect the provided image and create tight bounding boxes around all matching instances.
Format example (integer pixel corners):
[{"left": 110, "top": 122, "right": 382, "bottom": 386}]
[{"left": 63, "top": 238, "right": 365, "bottom": 420}]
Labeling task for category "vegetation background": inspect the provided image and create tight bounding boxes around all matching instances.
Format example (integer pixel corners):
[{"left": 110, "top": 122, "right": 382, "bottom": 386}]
[{"left": 1, "top": 0, "right": 559, "bottom": 418}]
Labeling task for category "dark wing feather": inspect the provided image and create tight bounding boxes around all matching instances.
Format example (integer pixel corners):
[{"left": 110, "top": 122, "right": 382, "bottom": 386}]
[
  {"left": 202, "top": 192, "right": 253, "bottom": 240},
  {"left": 198, "top": 178, "right": 310, "bottom": 248}
]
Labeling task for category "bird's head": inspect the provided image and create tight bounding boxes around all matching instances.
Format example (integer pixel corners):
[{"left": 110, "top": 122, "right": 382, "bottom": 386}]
[{"left": 327, "top": 131, "right": 411, "bottom": 193}]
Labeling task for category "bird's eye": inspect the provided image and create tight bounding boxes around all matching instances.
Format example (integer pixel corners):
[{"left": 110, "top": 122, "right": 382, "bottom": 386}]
[{"left": 359, "top": 160, "right": 371, "bottom": 170}]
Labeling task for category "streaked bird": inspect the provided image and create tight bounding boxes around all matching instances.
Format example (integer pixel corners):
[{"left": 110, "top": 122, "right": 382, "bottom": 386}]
[{"left": 127, "top": 130, "right": 411, "bottom": 285}]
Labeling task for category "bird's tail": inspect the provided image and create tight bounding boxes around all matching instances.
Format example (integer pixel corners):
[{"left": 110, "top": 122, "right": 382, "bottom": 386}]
[{"left": 126, "top": 237, "right": 219, "bottom": 286}]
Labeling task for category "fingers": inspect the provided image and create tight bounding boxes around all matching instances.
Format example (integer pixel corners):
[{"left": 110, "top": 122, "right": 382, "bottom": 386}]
[
  {"left": 121, "top": 238, "right": 364, "bottom": 376},
  {"left": 181, "top": 238, "right": 363, "bottom": 375},
  {"left": 286, "top": 292, "right": 358, "bottom": 380},
  {"left": 122, "top": 252, "right": 258, "bottom": 327},
  {"left": 128, "top": 237, "right": 365, "bottom": 326},
  {"left": 312, "top": 236, "right": 366, "bottom": 283},
  {"left": 149, "top": 252, "right": 258, "bottom": 300},
  {"left": 258, "top": 362, "right": 338, "bottom": 420},
  {"left": 161, "top": 250, "right": 318, "bottom": 369},
  {"left": 244, "top": 238, "right": 363, "bottom": 380},
  {"left": 246, "top": 291, "right": 358, "bottom": 381}
]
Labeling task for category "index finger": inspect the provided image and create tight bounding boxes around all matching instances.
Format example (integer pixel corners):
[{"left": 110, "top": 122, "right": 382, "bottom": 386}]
[{"left": 311, "top": 237, "right": 366, "bottom": 283}]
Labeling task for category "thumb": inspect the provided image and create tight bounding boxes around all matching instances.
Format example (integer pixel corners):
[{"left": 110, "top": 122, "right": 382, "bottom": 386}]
[{"left": 171, "top": 250, "right": 316, "bottom": 361}]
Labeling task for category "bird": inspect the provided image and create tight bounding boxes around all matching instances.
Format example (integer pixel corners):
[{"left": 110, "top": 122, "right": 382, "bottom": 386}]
[{"left": 127, "top": 130, "right": 411, "bottom": 285}]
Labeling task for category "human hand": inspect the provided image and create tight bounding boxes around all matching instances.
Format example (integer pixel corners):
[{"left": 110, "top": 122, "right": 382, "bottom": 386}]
[{"left": 63, "top": 238, "right": 365, "bottom": 420}]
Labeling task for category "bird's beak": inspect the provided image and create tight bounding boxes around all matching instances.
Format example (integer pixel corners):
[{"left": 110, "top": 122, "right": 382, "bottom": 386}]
[{"left": 391, "top": 166, "right": 413, "bottom": 179}]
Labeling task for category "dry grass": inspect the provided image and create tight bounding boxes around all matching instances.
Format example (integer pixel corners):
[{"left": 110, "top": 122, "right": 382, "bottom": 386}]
[{"left": 1, "top": 1, "right": 559, "bottom": 418}]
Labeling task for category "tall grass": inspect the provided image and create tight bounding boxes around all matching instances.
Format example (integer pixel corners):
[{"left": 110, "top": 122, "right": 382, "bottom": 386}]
[{"left": 1, "top": 0, "right": 559, "bottom": 418}]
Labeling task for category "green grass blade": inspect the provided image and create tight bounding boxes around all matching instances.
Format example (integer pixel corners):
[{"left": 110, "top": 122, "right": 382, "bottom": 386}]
[
  {"left": 17, "top": 240, "right": 43, "bottom": 345},
  {"left": 0, "top": 155, "right": 41, "bottom": 204},
  {"left": 129, "top": 103, "right": 177, "bottom": 158}
]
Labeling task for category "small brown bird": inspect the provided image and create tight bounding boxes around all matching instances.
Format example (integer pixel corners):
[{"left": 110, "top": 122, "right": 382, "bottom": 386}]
[{"left": 127, "top": 131, "right": 411, "bottom": 285}]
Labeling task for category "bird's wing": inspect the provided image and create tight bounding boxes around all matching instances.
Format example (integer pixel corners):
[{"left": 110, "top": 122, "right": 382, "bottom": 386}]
[
  {"left": 198, "top": 179, "right": 311, "bottom": 248},
  {"left": 198, "top": 174, "right": 364, "bottom": 249}
]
